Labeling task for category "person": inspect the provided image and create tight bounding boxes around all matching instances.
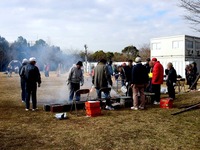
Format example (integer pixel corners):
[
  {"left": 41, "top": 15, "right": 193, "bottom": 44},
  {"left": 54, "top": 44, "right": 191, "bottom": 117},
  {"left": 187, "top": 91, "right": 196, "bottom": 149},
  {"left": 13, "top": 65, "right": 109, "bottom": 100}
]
[
  {"left": 124, "top": 60, "right": 133, "bottom": 96},
  {"left": 185, "top": 65, "right": 189, "bottom": 76},
  {"left": 92, "top": 59, "right": 113, "bottom": 110},
  {"left": 44, "top": 63, "right": 50, "bottom": 77},
  {"left": 151, "top": 58, "right": 164, "bottom": 105},
  {"left": 19, "top": 58, "right": 28, "bottom": 103},
  {"left": 90, "top": 65, "right": 95, "bottom": 77},
  {"left": 186, "top": 63, "right": 198, "bottom": 90},
  {"left": 107, "top": 61, "right": 113, "bottom": 76},
  {"left": 166, "top": 62, "right": 177, "bottom": 100},
  {"left": 7, "top": 65, "right": 12, "bottom": 77},
  {"left": 186, "top": 64, "right": 193, "bottom": 88},
  {"left": 144, "top": 58, "right": 151, "bottom": 74},
  {"left": 67, "top": 61, "right": 84, "bottom": 102},
  {"left": 118, "top": 65, "right": 126, "bottom": 86},
  {"left": 20, "top": 57, "right": 41, "bottom": 111},
  {"left": 145, "top": 60, "right": 153, "bottom": 92},
  {"left": 130, "top": 57, "right": 149, "bottom": 110},
  {"left": 113, "top": 64, "right": 119, "bottom": 80}
]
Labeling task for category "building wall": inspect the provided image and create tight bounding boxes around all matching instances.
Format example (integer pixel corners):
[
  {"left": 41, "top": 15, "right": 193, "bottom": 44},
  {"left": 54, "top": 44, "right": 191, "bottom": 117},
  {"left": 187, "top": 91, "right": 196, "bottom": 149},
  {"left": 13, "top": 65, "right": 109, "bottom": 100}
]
[
  {"left": 151, "top": 35, "right": 185, "bottom": 58},
  {"left": 155, "top": 57, "right": 186, "bottom": 77},
  {"left": 185, "top": 35, "right": 200, "bottom": 59},
  {"left": 151, "top": 35, "right": 200, "bottom": 78}
]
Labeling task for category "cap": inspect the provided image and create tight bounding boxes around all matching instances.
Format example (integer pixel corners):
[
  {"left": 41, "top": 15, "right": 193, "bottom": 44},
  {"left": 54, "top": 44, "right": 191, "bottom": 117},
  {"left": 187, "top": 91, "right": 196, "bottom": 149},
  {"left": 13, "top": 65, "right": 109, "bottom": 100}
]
[
  {"left": 135, "top": 57, "right": 142, "bottom": 63},
  {"left": 76, "top": 61, "right": 83, "bottom": 66},
  {"left": 29, "top": 57, "right": 36, "bottom": 62},
  {"left": 22, "top": 58, "right": 28, "bottom": 64},
  {"left": 152, "top": 58, "right": 157, "bottom": 61}
]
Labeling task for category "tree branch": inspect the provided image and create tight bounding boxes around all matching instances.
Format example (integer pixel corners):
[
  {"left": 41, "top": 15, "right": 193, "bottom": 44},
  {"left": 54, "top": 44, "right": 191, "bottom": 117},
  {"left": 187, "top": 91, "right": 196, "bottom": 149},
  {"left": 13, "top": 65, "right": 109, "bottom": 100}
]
[{"left": 180, "top": 0, "right": 200, "bottom": 31}]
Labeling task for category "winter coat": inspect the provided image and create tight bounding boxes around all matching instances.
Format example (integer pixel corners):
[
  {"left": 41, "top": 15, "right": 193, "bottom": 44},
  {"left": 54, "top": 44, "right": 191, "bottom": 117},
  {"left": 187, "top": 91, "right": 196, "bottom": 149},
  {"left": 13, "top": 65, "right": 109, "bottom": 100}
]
[
  {"left": 19, "top": 63, "right": 27, "bottom": 80},
  {"left": 131, "top": 63, "right": 149, "bottom": 85},
  {"left": 152, "top": 61, "right": 164, "bottom": 85},
  {"left": 144, "top": 62, "right": 151, "bottom": 74},
  {"left": 124, "top": 65, "right": 133, "bottom": 83},
  {"left": 92, "top": 62, "right": 112, "bottom": 89},
  {"left": 20, "top": 63, "right": 41, "bottom": 84},
  {"left": 107, "top": 64, "right": 113, "bottom": 76},
  {"left": 166, "top": 67, "right": 177, "bottom": 86},
  {"left": 68, "top": 66, "right": 84, "bottom": 84}
]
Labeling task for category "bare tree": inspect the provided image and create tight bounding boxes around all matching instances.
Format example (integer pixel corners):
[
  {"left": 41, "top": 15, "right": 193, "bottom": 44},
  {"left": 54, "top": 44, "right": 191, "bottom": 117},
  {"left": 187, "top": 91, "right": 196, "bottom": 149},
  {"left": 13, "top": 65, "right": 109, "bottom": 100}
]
[
  {"left": 180, "top": 0, "right": 200, "bottom": 32},
  {"left": 139, "top": 44, "right": 150, "bottom": 61}
]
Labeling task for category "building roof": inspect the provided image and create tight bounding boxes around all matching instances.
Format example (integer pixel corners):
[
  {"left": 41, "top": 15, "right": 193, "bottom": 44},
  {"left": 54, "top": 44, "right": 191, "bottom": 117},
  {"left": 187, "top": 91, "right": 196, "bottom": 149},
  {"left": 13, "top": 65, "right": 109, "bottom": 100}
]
[{"left": 150, "top": 35, "right": 200, "bottom": 41}]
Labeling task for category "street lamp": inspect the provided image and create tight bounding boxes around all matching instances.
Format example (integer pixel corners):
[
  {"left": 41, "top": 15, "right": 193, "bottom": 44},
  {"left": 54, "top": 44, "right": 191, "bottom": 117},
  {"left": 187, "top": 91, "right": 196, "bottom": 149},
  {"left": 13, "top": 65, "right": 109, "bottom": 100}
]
[{"left": 84, "top": 44, "right": 88, "bottom": 72}]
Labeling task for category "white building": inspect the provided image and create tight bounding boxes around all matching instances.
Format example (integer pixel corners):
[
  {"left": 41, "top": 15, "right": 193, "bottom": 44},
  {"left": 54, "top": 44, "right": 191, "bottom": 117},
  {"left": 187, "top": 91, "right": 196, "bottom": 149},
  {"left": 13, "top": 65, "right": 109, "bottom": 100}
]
[{"left": 151, "top": 35, "right": 200, "bottom": 78}]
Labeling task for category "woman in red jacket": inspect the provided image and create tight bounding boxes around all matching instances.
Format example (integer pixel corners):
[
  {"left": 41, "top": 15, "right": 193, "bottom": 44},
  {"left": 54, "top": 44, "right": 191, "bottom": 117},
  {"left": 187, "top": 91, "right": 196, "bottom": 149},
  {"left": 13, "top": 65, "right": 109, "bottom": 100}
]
[{"left": 151, "top": 58, "right": 164, "bottom": 105}]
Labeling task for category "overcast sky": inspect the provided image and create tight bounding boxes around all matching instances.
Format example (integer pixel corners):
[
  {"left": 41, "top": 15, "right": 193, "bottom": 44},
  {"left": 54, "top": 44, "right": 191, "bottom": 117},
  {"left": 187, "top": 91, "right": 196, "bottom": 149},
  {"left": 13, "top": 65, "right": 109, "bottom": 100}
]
[{"left": 0, "top": 0, "right": 198, "bottom": 53}]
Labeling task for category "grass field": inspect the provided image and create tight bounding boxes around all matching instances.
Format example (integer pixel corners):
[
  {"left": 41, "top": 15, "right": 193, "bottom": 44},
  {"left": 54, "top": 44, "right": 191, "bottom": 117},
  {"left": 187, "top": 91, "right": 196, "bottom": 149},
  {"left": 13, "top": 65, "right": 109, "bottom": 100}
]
[{"left": 0, "top": 72, "right": 200, "bottom": 150}]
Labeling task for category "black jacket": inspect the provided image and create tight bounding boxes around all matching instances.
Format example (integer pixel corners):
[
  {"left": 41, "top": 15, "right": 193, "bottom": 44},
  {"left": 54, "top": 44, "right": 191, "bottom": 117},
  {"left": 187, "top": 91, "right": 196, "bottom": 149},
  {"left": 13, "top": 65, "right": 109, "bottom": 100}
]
[
  {"left": 124, "top": 65, "right": 133, "bottom": 83},
  {"left": 20, "top": 63, "right": 41, "bottom": 84},
  {"left": 19, "top": 63, "right": 27, "bottom": 80},
  {"left": 166, "top": 67, "right": 177, "bottom": 85},
  {"left": 131, "top": 63, "right": 149, "bottom": 85}
]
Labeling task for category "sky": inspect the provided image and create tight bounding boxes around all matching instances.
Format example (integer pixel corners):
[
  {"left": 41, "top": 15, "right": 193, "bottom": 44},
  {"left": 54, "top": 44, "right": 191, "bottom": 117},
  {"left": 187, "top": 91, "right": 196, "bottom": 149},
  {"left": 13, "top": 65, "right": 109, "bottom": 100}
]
[{"left": 0, "top": 0, "right": 199, "bottom": 53}]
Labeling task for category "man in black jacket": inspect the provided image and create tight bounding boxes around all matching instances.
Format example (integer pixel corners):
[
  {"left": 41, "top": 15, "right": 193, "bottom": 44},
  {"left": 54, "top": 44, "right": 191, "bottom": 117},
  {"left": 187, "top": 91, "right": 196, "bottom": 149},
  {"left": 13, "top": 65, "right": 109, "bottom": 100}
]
[
  {"left": 124, "top": 59, "right": 133, "bottom": 96},
  {"left": 19, "top": 58, "right": 28, "bottom": 103},
  {"left": 131, "top": 57, "right": 149, "bottom": 110},
  {"left": 20, "top": 57, "right": 41, "bottom": 111},
  {"left": 166, "top": 62, "right": 177, "bottom": 99}
]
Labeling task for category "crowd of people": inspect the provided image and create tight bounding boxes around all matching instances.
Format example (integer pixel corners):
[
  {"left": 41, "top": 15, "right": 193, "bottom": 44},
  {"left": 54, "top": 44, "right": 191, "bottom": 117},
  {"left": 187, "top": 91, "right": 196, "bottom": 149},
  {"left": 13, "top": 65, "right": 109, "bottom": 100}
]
[
  {"left": 17, "top": 56, "right": 198, "bottom": 111},
  {"left": 68, "top": 57, "right": 179, "bottom": 110},
  {"left": 185, "top": 62, "right": 198, "bottom": 90},
  {"left": 75, "top": 57, "right": 198, "bottom": 110}
]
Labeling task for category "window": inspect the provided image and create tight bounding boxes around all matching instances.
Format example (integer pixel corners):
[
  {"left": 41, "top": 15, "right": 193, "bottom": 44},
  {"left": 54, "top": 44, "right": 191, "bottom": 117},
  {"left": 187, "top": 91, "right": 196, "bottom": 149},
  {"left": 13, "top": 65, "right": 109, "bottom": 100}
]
[
  {"left": 196, "top": 42, "right": 200, "bottom": 50},
  {"left": 186, "top": 40, "right": 193, "bottom": 49},
  {"left": 152, "top": 43, "right": 161, "bottom": 50},
  {"left": 172, "top": 41, "right": 183, "bottom": 49}
]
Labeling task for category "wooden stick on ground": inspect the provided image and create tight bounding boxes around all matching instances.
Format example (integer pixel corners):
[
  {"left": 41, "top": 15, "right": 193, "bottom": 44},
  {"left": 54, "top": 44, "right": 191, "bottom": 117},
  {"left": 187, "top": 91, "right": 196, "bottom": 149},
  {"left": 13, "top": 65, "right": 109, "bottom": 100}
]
[
  {"left": 171, "top": 102, "right": 200, "bottom": 115},
  {"left": 189, "top": 74, "right": 200, "bottom": 91}
]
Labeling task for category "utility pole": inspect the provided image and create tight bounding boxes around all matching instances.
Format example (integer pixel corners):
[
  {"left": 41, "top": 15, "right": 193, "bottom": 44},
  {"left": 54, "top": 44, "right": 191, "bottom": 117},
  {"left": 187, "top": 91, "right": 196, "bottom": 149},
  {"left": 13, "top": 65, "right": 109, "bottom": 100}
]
[{"left": 84, "top": 44, "right": 88, "bottom": 73}]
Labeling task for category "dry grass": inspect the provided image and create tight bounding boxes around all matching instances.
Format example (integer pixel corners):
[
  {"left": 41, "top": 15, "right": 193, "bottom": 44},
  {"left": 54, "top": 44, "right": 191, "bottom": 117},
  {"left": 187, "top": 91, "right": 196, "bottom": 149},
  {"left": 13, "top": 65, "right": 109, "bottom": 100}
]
[{"left": 0, "top": 72, "right": 200, "bottom": 150}]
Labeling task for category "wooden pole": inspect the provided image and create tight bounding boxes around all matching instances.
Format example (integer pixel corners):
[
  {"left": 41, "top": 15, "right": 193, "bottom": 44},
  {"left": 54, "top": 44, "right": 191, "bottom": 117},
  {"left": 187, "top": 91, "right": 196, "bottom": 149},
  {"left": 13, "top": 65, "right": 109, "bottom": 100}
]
[
  {"left": 171, "top": 102, "right": 200, "bottom": 115},
  {"left": 189, "top": 74, "right": 200, "bottom": 90}
]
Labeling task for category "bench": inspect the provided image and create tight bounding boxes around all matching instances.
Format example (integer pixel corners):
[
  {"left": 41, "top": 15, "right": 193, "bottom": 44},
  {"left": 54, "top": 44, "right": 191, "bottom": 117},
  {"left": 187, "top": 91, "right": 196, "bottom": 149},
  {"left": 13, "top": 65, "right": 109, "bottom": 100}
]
[{"left": 144, "top": 92, "right": 155, "bottom": 104}]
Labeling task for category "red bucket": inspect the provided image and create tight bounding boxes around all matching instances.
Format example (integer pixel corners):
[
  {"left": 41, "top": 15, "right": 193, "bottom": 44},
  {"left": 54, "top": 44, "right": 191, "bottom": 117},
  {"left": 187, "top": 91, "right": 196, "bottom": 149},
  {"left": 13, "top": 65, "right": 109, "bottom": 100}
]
[{"left": 160, "top": 98, "right": 173, "bottom": 109}]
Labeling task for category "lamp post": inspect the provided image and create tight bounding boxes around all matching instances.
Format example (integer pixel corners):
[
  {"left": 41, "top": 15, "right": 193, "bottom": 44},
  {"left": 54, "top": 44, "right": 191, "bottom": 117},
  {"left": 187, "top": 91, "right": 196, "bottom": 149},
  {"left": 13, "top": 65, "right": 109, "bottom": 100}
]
[{"left": 84, "top": 44, "right": 88, "bottom": 73}]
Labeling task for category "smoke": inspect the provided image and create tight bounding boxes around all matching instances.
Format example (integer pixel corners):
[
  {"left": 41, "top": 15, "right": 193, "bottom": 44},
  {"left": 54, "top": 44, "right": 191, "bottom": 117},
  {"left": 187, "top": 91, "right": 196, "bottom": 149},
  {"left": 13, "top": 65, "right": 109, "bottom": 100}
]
[
  {"left": 3, "top": 36, "right": 120, "bottom": 104},
  {"left": 38, "top": 69, "right": 120, "bottom": 105},
  {"left": 3, "top": 36, "right": 84, "bottom": 73}
]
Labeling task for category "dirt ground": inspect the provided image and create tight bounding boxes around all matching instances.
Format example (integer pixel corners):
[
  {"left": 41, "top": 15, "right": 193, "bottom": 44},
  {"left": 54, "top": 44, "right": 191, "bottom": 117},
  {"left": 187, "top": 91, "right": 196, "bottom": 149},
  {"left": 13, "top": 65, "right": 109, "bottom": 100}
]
[{"left": 0, "top": 72, "right": 200, "bottom": 150}]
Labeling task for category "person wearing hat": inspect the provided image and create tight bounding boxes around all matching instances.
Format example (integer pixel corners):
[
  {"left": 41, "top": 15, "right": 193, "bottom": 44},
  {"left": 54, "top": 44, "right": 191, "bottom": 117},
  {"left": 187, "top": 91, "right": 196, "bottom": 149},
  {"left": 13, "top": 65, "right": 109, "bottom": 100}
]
[
  {"left": 19, "top": 58, "right": 28, "bottom": 103},
  {"left": 67, "top": 61, "right": 84, "bottom": 102},
  {"left": 130, "top": 57, "right": 149, "bottom": 110},
  {"left": 20, "top": 57, "right": 41, "bottom": 111},
  {"left": 151, "top": 58, "right": 164, "bottom": 105}
]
